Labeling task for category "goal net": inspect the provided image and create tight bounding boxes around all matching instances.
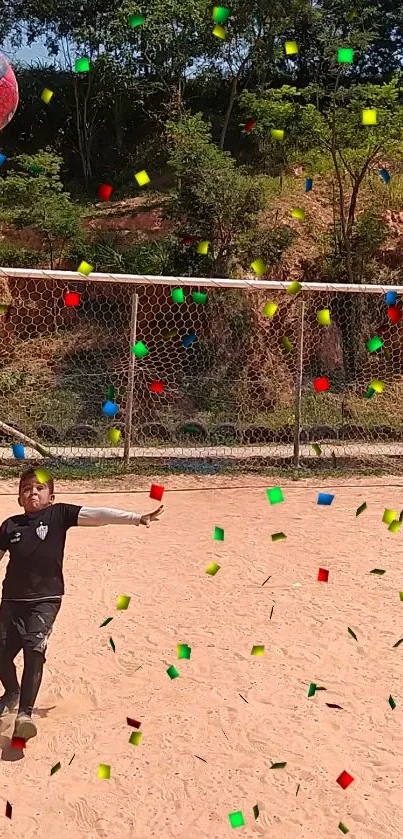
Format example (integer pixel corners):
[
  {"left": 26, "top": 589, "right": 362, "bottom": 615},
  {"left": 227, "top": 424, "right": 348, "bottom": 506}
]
[{"left": 0, "top": 267, "right": 402, "bottom": 476}]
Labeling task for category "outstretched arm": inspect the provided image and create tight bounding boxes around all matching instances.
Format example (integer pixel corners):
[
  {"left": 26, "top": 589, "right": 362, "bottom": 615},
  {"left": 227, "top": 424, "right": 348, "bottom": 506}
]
[{"left": 77, "top": 505, "right": 163, "bottom": 528}]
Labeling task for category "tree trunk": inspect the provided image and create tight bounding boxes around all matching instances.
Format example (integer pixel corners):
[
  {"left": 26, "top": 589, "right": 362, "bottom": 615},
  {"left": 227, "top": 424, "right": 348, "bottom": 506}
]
[{"left": 219, "top": 75, "right": 238, "bottom": 151}]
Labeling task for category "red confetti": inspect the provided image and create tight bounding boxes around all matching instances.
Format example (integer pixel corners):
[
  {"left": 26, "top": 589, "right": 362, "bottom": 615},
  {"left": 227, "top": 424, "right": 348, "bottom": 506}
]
[
  {"left": 149, "top": 380, "right": 164, "bottom": 393},
  {"left": 387, "top": 305, "right": 401, "bottom": 324},
  {"left": 5, "top": 801, "right": 12, "bottom": 819},
  {"left": 64, "top": 291, "right": 80, "bottom": 307},
  {"left": 98, "top": 183, "right": 113, "bottom": 201},
  {"left": 313, "top": 376, "right": 330, "bottom": 393},
  {"left": 11, "top": 736, "right": 26, "bottom": 749},
  {"left": 336, "top": 770, "right": 354, "bottom": 790},
  {"left": 127, "top": 717, "right": 141, "bottom": 728},
  {"left": 181, "top": 236, "right": 195, "bottom": 245},
  {"left": 244, "top": 118, "right": 256, "bottom": 132},
  {"left": 317, "top": 568, "right": 329, "bottom": 582},
  {"left": 150, "top": 484, "right": 164, "bottom": 501}
]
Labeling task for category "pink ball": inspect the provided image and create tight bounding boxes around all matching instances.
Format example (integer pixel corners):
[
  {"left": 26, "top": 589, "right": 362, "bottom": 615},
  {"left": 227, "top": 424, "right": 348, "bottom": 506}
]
[{"left": 0, "top": 53, "right": 19, "bottom": 131}]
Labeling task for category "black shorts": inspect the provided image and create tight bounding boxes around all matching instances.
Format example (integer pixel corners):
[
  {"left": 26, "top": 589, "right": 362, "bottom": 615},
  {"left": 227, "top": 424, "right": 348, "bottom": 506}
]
[{"left": 0, "top": 598, "right": 61, "bottom": 660}]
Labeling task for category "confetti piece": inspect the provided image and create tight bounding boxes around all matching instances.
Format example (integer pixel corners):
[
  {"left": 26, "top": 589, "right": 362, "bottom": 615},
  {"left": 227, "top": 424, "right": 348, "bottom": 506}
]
[
  {"left": 296, "top": 784, "right": 300, "bottom": 796},
  {"left": 336, "top": 770, "right": 354, "bottom": 790},
  {"left": 171, "top": 287, "right": 185, "bottom": 304},
  {"left": 271, "top": 532, "right": 286, "bottom": 541},
  {"left": 11, "top": 736, "right": 25, "bottom": 749},
  {"left": 244, "top": 118, "right": 256, "bottom": 132},
  {"left": 364, "top": 386, "right": 376, "bottom": 399},
  {"left": 192, "top": 291, "right": 207, "bottom": 304},
  {"left": 129, "top": 731, "right": 143, "bottom": 746},
  {"left": 338, "top": 47, "right": 353, "bottom": 63},
  {"left": 77, "top": 260, "right": 93, "bottom": 276},
  {"left": 12, "top": 443, "right": 25, "bottom": 459},
  {"left": 379, "top": 167, "right": 391, "bottom": 184},
  {"left": 102, "top": 400, "right": 119, "bottom": 417},
  {"left": 261, "top": 575, "right": 271, "bottom": 586},
  {"left": 194, "top": 754, "right": 207, "bottom": 762},
  {"left": 399, "top": 592, "right": 403, "bottom": 601},
  {"left": 338, "top": 823, "right": 350, "bottom": 834},
  {"left": 127, "top": 717, "right": 141, "bottom": 728},
  {"left": 129, "top": 14, "right": 145, "bottom": 27},
  {"left": 267, "top": 486, "right": 284, "bottom": 505},
  {"left": 287, "top": 280, "right": 302, "bottom": 294},
  {"left": 317, "top": 308, "right": 331, "bottom": 325},
  {"left": 206, "top": 562, "right": 220, "bottom": 575},
  {"left": 312, "top": 443, "right": 322, "bottom": 456},
  {"left": 100, "top": 617, "right": 113, "bottom": 627},
  {"left": 108, "top": 428, "right": 121, "bottom": 445},
  {"left": 5, "top": 801, "right": 12, "bottom": 819},
  {"left": 281, "top": 336, "right": 293, "bottom": 351},
  {"left": 213, "top": 5, "right": 231, "bottom": 23},
  {"left": 135, "top": 170, "right": 150, "bottom": 186},
  {"left": 177, "top": 643, "right": 191, "bottom": 660},
  {"left": 291, "top": 207, "right": 305, "bottom": 220},
  {"left": 183, "top": 333, "right": 197, "bottom": 348},
  {"left": 367, "top": 335, "right": 383, "bottom": 352},
  {"left": 149, "top": 380, "right": 164, "bottom": 393},
  {"left": 251, "top": 645, "right": 265, "bottom": 656},
  {"left": 271, "top": 129, "right": 284, "bottom": 140},
  {"left": 389, "top": 520, "right": 401, "bottom": 533},
  {"left": 0, "top": 153, "right": 7, "bottom": 166},
  {"left": 228, "top": 811, "right": 245, "bottom": 828},
  {"left": 305, "top": 177, "right": 312, "bottom": 192},
  {"left": 308, "top": 682, "right": 316, "bottom": 697},
  {"left": 362, "top": 108, "right": 376, "bottom": 125},
  {"left": 68, "top": 754, "right": 75, "bottom": 765},
  {"left": 116, "top": 595, "right": 131, "bottom": 610},
  {"left": 75, "top": 56, "right": 90, "bottom": 72},
  {"left": 251, "top": 258, "right": 266, "bottom": 276},
  {"left": 326, "top": 703, "right": 343, "bottom": 709},
  {"left": 167, "top": 665, "right": 179, "bottom": 679},
  {"left": 317, "top": 492, "right": 334, "bottom": 505},
  {"left": 370, "top": 379, "right": 384, "bottom": 393},
  {"left": 150, "top": 484, "right": 164, "bottom": 501},
  {"left": 263, "top": 301, "right": 278, "bottom": 317},
  {"left": 98, "top": 764, "right": 111, "bottom": 779},
  {"left": 393, "top": 638, "right": 403, "bottom": 648},
  {"left": 356, "top": 502, "right": 367, "bottom": 516},
  {"left": 285, "top": 40, "right": 298, "bottom": 55},
  {"left": 98, "top": 183, "right": 113, "bottom": 201},
  {"left": 64, "top": 291, "right": 80, "bottom": 307},
  {"left": 50, "top": 761, "right": 61, "bottom": 775},
  {"left": 370, "top": 569, "right": 386, "bottom": 575},
  {"left": 214, "top": 526, "right": 224, "bottom": 541},
  {"left": 41, "top": 88, "right": 53, "bottom": 103},
  {"left": 270, "top": 762, "right": 287, "bottom": 769},
  {"left": 181, "top": 236, "right": 195, "bottom": 245},
  {"left": 347, "top": 627, "right": 357, "bottom": 641},
  {"left": 313, "top": 376, "right": 330, "bottom": 392},
  {"left": 239, "top": 693, "right": 248, "bottom": 703},
  {"left": 34, "top": 468, "right": 51, "bottom": 484},
  {"left": 253, "top": 803, "right": 259, "bottom": 819},
  {"left": 318, "top": 567, "right": 329, "bottom": 582},
  {"left": 107, "top": 384, "right": 115, "bottom": 399},
  {"left": 197, "top": 240, "right": 209, "bottom": 254},
  {"left": 213, "top": 24, "right": 226, "bottom": 39},
  {"left": 383, "top": 509, "right": 397, "bottom": 524},
  {"left": 387, "top": 305, "right": 401, "bottom": 323},
  {"left": 131, "top": 341, "right": 149, "bottom": 358},
  {"left": 389, "top": 695, "right": 396, "bottom": 709},
  {"left": 109, "top": 637, "right": 115, "bottom": 653}
]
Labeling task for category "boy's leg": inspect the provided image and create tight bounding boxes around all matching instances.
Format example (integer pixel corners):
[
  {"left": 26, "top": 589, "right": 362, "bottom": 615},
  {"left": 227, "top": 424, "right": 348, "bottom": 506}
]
[
  {"left": 0, "top": 601, "right": 22, "bottom": 710},
  {"left": 14, "top": 598, "right": 61, "bottom": 740}
]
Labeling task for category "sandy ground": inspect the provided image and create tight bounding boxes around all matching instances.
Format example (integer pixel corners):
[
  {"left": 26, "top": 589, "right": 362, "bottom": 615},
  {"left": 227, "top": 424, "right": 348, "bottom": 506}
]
[{"left": 0, "top": 473, "right": 402, "bottom": 838}]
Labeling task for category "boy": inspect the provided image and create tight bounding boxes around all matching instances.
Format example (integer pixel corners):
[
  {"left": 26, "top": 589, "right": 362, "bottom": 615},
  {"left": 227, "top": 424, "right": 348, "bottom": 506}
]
[{"left": 0, "top": 465, "right": 164, "bottom": 743}]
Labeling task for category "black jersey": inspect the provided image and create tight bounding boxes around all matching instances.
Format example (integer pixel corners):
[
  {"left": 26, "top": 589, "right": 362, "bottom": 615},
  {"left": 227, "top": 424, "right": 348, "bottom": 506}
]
[{"left": 0, "top": 503, "right": 81, "bottom": 601}]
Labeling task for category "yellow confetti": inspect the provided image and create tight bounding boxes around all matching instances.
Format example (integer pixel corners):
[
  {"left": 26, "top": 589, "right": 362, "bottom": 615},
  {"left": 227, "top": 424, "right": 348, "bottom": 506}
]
[
  {"left": 370, "top": 379, "right": 384, "bottom": 393},
  {"left": 34, "top": 468, "right": 51, "bottom": 485},
  {"left": 285, "top": 41, "right": 298, "bottom": 55},
  {"left": 108, "top": 428, "right": 121, "bottom": 444},
  {"left": 383, "top": 509, "right": 397, "bottom": 524},
  {"left": 291, "top": 207, "right": 305, "bottom": 220},
  {"left": 362, "top": 109, "right": 377, "bottom": 125},
  {"left": 271, "top": 129, "right": 284, "bottom": 140},
  {"left": 41, "top": 88, "right": 53, "bottom": 103},
  {"left": 213, "top": 24, "right": 226, "bottom": 39},
  {"left": 135, "top": 170, "right": 150, "bottom": 186},
  {"left": 77, "top": 261, "right": 93, "bottom": 276},
  {"left": 287, "top": 281, "right": 302, "bottom": 295},
  {"left": 251, "top": 258, "right": 266, "bottom": 276},
  {"left": 317, "top": 309, "right": 331, "bottom": 325},
  {"left": 263, "top": 301, "right": 278, "bottom": 318},
  {"left": 197, "top": 240, "right": 209, "bottom": 254}
]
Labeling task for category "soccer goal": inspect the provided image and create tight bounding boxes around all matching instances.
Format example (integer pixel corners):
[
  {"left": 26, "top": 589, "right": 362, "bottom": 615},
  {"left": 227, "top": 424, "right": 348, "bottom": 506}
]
[{"left": 0, "top": 266, "right": 402, "bottom": 475}]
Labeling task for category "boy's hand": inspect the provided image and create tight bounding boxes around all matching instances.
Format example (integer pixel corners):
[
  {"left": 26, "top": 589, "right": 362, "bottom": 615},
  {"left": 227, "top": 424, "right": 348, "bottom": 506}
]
[{"left": 140, "top": 505, "right": 164, "bottom": 527}]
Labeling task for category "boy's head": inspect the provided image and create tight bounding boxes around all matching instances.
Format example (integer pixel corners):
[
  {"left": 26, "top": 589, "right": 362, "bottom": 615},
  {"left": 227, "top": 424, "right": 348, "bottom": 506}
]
[{"left": 18, "top": 466, "right": 55, "bottom": 514}]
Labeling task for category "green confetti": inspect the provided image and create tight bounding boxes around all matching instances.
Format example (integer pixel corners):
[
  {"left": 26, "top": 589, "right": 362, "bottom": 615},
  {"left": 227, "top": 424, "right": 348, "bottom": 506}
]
[
  {"left": 253, "top": 804, "right": 259, "bottom": 820},
  {"left": 267, "top": 486, "right": 284, "bottom": 505},
  {"left": 393, "top": 638, "right": 403, "bottom": 648},
  {"left": 109, "top": 637, "right": 115, "bottom": 652},
  {"left": 270, "top": 761, "right": 287, "bottom": 769},
  {"left": 271, "top": 532, "right": 286, "bottom": 541},
  {"left": 192, "top": 291, "right": 207, "bottom": 304},
  {"left": 167, "top": 665, "right": 179, "bottom": 680},
  {"left": 107, "top": 384, "right": 115, "bottom": 400},
  {"left": 50, "top": 761, "right": 61, "bottom": 776},
  {"left": 129, "top": 14, "right": 145, "bottom": 27},
  {"left": 366, "top": 335, "right": 383, "bottom": 353},
  {"left": 228, "top": 811, "right": 245, "bottom": 828},
  {"left": 312, "top": 443, "right": 321, "bottom": 456},
  {"left": 214, "top": 526, "right": 224, "bottom": 541},
  {"left": 171, "top": 287, "right": 185, "bottom": 304},
  {"left": 356, "top": 502, "right": 367, "bottom": 516},
  {"left": 364, "top": 387, "right": 376, "bottom": 399},
  {"left": 338, "top": 824, "right": 349, "bottom": 835},
  {"left": 206, "top": 562, "right": 220, "bottom": 576},
  {"left": 100, "top": 617, "right": 113, "bottom": 627},
  {"left": 308, "top": 682, "right": 316, "bottom": 697},
  {"left": 129, "top": 731, "right": 143, "bottom": 746},
  {"left": 281, "top": 336, "right": 293, "bottom": 351},
  {"left": 75, "top": 56, "right": 90, "bottom": 72},
  {"left": 389, "top": 695, "right": 396, "bottom": 710},
  {"left": 251, "top": 645, "right": 265, "bottom": 656},
  {"left": 338, "top": 47, "right": 353, "bottom": 63},
  {"left": 177, "top": 643, "right": 191, "bottom": 659},
  {"left": 213, "top": 5, "right": 231, "bottom": 24},
  {"left": 370, "top": 569, "right": 386, "bottom": 575},
  {"left": 131, "top": 341, "right": 149, "bottom": 359},
  {"left": 347, "top": 627, "right": 357, "bottom": 641}
]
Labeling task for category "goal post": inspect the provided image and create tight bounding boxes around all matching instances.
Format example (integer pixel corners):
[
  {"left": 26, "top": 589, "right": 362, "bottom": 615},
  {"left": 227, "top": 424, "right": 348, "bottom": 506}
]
[{"left": 0, "top": 265, "right": 403, "bottom": 474}]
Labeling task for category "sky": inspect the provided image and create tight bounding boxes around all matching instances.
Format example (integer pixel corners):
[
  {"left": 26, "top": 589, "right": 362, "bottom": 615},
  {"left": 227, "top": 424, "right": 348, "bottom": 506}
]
[{"left": 2, "top": 34, "right": 59, "bottom": 67}]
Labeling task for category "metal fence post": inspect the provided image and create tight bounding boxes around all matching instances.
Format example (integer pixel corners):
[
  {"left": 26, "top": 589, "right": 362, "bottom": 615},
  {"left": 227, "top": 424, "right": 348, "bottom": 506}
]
[
  {"left": 124, "top": 292, "right": 139, "bottom": 465},
  {"left": 293, "top": 299, "right": 305, "bottom": 469}
]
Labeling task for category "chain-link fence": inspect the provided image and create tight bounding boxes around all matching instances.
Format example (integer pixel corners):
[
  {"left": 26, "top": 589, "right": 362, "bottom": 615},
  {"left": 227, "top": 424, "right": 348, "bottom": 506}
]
[{"left": 0, "top": 268, "right": 403, "bottom": 476}]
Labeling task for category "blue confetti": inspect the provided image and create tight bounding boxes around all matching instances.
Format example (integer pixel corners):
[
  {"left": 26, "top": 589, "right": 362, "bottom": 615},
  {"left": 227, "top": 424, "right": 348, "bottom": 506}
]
[{"left": 317, "top": 492, "right": 334, "bottom": 506}]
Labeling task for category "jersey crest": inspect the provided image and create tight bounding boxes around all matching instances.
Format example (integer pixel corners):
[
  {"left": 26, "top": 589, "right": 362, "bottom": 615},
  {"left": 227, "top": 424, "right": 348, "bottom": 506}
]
[{"left": 36, "top": 523, "right": 48, "bottom": 541}]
